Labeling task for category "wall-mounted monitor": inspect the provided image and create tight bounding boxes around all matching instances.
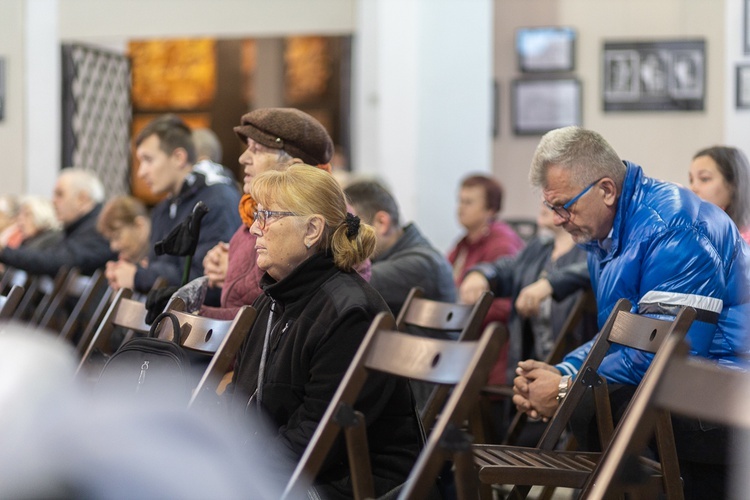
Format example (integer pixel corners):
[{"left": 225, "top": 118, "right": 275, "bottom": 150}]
[{"left": 516, "top": 27, "right": 576, "bottom": 73}]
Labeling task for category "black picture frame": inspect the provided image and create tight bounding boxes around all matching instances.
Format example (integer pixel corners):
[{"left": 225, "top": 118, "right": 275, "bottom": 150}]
[
  {"left": 737, "top": 64, "right": 750, "bottom": 109},
  {"left": 516, "top": 27, "right": 576, "bottom": 73},
  {"left": 512, "top": 78, "right": 582, "bottom": 135},
  {"left": 602, "top": 39, "right": 705, "bottom": 112}
]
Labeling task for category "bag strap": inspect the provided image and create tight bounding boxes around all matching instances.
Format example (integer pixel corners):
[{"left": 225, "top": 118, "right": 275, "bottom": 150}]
[{"left": 148, "top": 311, "right": 182, "bottom": 345}]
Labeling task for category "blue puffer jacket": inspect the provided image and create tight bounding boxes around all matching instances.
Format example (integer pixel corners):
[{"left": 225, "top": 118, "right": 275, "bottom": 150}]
[{"left": 556, "top": 162, "right": 750, "bottom": 385}]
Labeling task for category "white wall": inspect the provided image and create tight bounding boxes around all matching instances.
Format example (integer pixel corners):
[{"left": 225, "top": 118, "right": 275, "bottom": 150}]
[
  {"left": 353, "top": 0, "right": 493, "bottom": 252},
  {"left": 725, "top": 0, "right": 750, "bottom": 153},
  {"left": 58, "top": 0, "right": 356, "bottom": 41},
  {"left": 0, "top": 1, "right": 27, "bottom": 194},
  {"left": 494, "top": 0, "right": 728, "bottom": 222},
  {"left": 26, "top": 0, "right": 60, "bottom": 198}
]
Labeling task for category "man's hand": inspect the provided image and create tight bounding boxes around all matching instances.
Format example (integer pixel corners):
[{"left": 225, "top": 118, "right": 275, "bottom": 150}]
[
  {"left": 105, "top": 260, "right": 137, "bottom": 291},
  {"left": 203, "top": 241, "right": 229, "bottom": 288},
  {"left": 459, "top": 271, "right": 490, "bottom": 304},
  {"left": 512, "top": 359, "right": 562, "bottom": 421},
  {"left": 515, "top": 278, "right": 553, "bottom": 317}
]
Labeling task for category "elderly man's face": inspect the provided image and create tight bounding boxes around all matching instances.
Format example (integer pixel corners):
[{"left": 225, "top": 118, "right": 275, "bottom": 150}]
[
  {"left": 53, "top": 176, "right": 84, "bottom": 226},
  {"left": 541, "top": 164, "right": 614, "bottom": 244}
]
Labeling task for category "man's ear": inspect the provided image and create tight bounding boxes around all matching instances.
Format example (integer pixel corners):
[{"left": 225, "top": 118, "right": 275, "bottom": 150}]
[
  {"left": 599, "top": 178, "right": 618, "bottom": 208},
  {"left": 305, "top": 215, "right": 326, "bottom": 248},
  {"left": 171, "top": 147, "right": 189, "bottom": 168},
  {"left": 371, "top": 210, "right": 392, "bottom": 235}
]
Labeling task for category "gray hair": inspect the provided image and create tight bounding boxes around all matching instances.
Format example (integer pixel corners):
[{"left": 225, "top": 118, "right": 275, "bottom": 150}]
[
  {"left": 59, "top": 167, "right": 106, "bottom": 203},
  {"left": 529, "top": 126, "right": 626, "bottom": 189},
  {"left": 193, "top": 128, "right": 223, "bottom": 163},
  {"left": 19, "top": 195, "right": 61, "bottom": 232}
]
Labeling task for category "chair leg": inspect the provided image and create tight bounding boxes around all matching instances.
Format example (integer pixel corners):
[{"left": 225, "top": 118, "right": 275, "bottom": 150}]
[
  {"left": 340, "top": 409, "right": 374, "bottom": 500},
  {"left": 453, "top": 449, "right": 480, "bottom": 500}
]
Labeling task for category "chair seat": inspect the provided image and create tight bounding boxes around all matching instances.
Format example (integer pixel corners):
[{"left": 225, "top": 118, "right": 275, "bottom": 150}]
[{"left": 473, "top": 445, "right": 664, "bottom": 490}]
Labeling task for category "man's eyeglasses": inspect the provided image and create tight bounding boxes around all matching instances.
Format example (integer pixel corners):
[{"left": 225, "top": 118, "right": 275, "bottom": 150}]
[
  {"left": 543, "top": 178, "right": 604, "bottom": 220},
  {"left": 252, "top": 209, "right": 296, "bottom": 230}
]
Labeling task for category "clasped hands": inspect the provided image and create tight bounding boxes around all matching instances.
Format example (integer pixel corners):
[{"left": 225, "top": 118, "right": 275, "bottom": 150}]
[{"left": 512, "top": 359, "right": 563, "bottom": 422}]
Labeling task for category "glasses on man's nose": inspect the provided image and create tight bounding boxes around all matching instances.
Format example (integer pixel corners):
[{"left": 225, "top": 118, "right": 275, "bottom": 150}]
[
  {"left": 543, "top": 178, "right": 603, "bottom": 221},
  {"left": 252, "top": 209, "right": 296, "bottom": 230}
]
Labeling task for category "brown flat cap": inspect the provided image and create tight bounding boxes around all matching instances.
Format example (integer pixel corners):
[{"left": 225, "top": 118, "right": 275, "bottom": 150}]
[{"left": 234, "top": 108, "right": 334, "bottom": 165}]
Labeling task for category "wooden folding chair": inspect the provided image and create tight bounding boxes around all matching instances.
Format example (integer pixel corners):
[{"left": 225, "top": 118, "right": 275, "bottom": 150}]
[
  {"left": 0, "top": 266, "right": 28, "bottom": 295},
  {"left": 13, "top": 267, "right": 69, "bottom": 322},
  {"left": 582, "top": 335, "right": 750, "bottom": 499},
  {"left": 39, "top": 269, "right": 109, "bottom": 342},
  {"left": 0, "top": 284, "right": 25, "bottom": 319},
  {"left": 395, "top": 286, "right": 496, "bottom": 438},
  {"left": 395, "top": 286, "right": 494, "bottom": 342},
  {"left": 471, "top": 299, "right": 696, "bottom": 499},
  {"left": 74, "top": 277, "right": 169, "bottom": 357},
  {"left": 282, "top": 313, "right": 504, "bottom": 500},
  {"left": 153, "top": 306, "right": 256, "bottom": 408},
  {"left": 75, "top": 288, "right": 185, "bottom": 379}
]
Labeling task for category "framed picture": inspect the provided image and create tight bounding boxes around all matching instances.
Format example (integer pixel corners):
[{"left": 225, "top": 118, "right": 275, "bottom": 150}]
[
  {"left": 603, "top": 39, "right": 705, "bottom": 112},
  {"left": 516, "top": 27, "right": 576, "bottom": 73},
  {"left": 512, "top": 78, "right": 582, "bottom": 135},
  {"left": 737, "top": 64, "right": 750, "bottom": 109}
]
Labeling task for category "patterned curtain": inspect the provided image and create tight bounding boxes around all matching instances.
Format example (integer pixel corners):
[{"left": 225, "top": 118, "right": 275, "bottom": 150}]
[{"left": 61, "top": 44, "right": 131, "bottom": 197}]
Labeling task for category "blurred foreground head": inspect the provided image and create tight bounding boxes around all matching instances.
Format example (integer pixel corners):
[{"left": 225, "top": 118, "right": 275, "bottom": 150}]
[{"left": 0, "top": 322, "right": 286, "bottom": 499}]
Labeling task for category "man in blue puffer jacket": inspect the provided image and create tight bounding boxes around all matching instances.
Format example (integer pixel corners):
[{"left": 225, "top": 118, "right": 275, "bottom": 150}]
[{"left": 512, "top": 126, "right": 750, "bottom": 498}]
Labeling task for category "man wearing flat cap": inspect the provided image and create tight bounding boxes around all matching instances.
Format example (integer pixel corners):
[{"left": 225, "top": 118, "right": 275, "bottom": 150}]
[{"left": 200, "top": 108, "right": 346, "bottom": 319}]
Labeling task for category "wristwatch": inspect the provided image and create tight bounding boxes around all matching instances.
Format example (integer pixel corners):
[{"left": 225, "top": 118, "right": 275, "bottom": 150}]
[{"left": 556, "top": 375, "right": 571, "bottom": 402}]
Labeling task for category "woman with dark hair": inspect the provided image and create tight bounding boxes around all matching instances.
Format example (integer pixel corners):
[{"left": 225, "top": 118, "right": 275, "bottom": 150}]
[
  {"left": 228, "top": 165, "right": 420, "bottom": 499},
  {"left": 690, "top": 146, "right": 750, "bottom": 244},
  {"left": 448, "top": 174, "right": 525, "bottom": 385}
]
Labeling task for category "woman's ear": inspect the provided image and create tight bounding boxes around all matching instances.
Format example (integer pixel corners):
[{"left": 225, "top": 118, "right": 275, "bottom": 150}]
[{"left": 304, "top": 215, "right": 326, "bottom": 248}]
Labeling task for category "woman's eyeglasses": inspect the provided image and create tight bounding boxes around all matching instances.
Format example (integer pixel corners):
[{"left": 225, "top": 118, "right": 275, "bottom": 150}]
[{"left": 252, "top": 209, "right": 296, "bottom": 230}]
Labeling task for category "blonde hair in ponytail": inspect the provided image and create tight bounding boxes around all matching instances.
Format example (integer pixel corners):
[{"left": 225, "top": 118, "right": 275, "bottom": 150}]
[{"left": 250, "top": 165, "right": 376, "bottom": 271}]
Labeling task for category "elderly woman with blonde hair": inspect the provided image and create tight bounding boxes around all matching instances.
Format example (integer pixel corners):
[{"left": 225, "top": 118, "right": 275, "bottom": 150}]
[
  {"left": 228, "top": 165, "right": 420, "bottom": 499},
  {"left": 16, "top": 195, "right": 62, "bottom": 251}
]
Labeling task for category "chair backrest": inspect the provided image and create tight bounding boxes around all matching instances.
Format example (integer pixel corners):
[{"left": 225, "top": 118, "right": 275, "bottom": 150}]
[
  {"left": 74, "top": 277, "right": 169, "bottom": 357},
  {"left": 0, "top": 267, "right": 28, "bottom": 294},
  {"left": 396, "top": 287, "right": 496, "bottom": 429},
  {"left": 503, "top": 217, "right": 538, "bottom": 242},
  {"left": 536, "top": 298, "right": 697, "bottom": 450},
  {"left": 583, "top": 334, "right": 748, "bottom": 498},
  {"left": 395, "top": 286, "right": 493, "bottom": 341},
  {"left": 40, "top": 269, "right": 109, "bottom": 341},
  {"left": 75, "top": 288, "right": 185, "bottom": 377},
  {"left": 12, "top": 267, "right": 69, "bottom": 322},
  {"left": 282, "top": 312, "right": 504, "bottom": 500},
  {"left": 152, "top": 306, "right": 257, "bottom": 408},
  {"left": 0, "top": 284, "right": 25, "bottom": 319}
]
